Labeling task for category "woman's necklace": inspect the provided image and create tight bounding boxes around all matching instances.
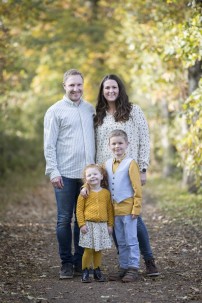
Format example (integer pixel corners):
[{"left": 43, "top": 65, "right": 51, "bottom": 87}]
[{"left": 106, "top": 108, "right": 116, "bottom": 115}]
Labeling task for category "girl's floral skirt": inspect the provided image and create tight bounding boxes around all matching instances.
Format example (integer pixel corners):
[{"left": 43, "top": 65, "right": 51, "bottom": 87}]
[{"left": 79, "top": 221, "right": 112, "bottom": 251}]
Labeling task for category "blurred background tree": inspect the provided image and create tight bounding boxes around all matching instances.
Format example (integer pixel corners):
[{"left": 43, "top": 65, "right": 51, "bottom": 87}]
[{"left": 0, "top": 0, "right": 201, "bottom": 191}]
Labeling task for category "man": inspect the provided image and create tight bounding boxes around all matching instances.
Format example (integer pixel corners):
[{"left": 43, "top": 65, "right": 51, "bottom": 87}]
[{"left": 44, "top": 69, "right": 95, "bottom": 279}]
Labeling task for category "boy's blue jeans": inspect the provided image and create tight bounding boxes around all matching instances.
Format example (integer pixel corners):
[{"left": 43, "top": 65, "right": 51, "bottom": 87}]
[
  {"left": 54, "top": 176, "right": 83, "bottom": 266},
  {"left": 115, "top": 215, "right": 140, "bottom": 269},
  {"left": 113, "top": 216, "right": 153, "bottom": 261}
]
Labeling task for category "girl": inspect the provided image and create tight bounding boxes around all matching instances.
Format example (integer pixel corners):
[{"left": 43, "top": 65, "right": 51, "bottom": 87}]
[{"left": 76, "top": 164, "right": 114, "bottom": 283}]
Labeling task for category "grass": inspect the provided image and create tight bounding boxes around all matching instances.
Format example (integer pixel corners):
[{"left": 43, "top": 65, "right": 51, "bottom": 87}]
[
  {"left": 145, "top": 174, "right": 202, "bottom": 226},
  {"left": 0, "top": 168, "right": 201, "bottom": 227}
]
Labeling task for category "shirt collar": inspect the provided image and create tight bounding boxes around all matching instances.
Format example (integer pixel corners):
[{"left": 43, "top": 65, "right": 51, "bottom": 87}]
[
  {"left": 63, "top": 95, "right": 83, "bottom": 106},
  {"left": 113, "top": 154, "right": 126, "bottom": 164}
]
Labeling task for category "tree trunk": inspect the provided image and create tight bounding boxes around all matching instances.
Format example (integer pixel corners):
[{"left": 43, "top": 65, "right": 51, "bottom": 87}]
[
  {"left": 161, "top": 98, "right": 175, "bottom": 177},
  {"left": 182, "top": 60, "right": 202, "bottom": 192}
]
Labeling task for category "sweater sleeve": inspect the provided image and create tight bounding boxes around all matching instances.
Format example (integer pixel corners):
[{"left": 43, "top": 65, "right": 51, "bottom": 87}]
[
  {"left": 129, "top": 160, "right": 142, "bottom": 215},
  {"left": 76, "top": 194, "right": 86, "bottom": 227},
  {"left": 134, "top": 105, "right": 150, "bottom": 171},
  {"left": 106, "top": 191, "right": 114, "bottom": 227}
]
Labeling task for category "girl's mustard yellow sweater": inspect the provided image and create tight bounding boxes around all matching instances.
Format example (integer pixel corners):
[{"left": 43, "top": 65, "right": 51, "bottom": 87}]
[{"left": 76, "top": 188, "right": 114, "bottom": 228}]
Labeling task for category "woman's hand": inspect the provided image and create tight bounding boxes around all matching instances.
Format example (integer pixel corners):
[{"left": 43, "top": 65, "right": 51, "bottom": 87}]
[
  {"left": 131, "top": 214, "right": 138, "bottom": 220},
  {"left": 80, "top": 187, "right": 89, "bottom": 198},
  {"left": 80, "top": 225, "right": 88, "bottom": 234},
  {"left": 140, "top": 172, "right": 147, "bottom": 186}
]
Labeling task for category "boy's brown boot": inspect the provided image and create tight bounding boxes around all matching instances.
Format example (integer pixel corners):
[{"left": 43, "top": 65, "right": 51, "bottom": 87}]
[
  {"left": 122, "top": 268, "right": 138, "bottom": 283},
  {"left": 108, "top": 268, "right": 127, "bottom": 281},
  {"left": 145, "top": 258, "right": 160, "bottom": 277}
]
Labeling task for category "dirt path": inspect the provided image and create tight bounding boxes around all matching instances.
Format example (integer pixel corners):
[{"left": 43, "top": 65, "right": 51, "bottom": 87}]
[{"left": 0, "top": 180, "right": 201, "bottom": 303}]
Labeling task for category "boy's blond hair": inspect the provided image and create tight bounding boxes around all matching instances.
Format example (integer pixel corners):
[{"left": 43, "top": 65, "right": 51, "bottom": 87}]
[{"left": 108, "top": 129, "right": 128, "bottom": 143}]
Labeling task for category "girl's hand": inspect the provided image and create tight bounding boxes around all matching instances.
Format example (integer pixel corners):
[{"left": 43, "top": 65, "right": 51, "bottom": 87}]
[
  {"left": 80, "top": 225, "right": 88, "bottom": 234},
  {"left": 131, "top": 214, "right": 138, "bottom": 220},
  {"left": 80, "top": 187, "right": 89, "bottom": 198},
  {"left": 107, "top": 226, "right": 113, "bottom": 235}
]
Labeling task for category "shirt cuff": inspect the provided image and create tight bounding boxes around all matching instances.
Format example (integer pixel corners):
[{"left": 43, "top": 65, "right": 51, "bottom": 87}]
[
  {"left": 50, "top": 169, "right": 61, "bottom": 181},
  {"left": 139, "top": 164, "right": 149, "bottom": 171},
  {"left": 131, "top": 204, "right": 141, "bottom": 216}
]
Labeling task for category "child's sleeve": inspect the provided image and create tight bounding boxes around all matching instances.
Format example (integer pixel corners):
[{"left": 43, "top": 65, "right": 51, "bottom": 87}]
[
  {"left": 106, "top": 191, "right": 114, "bottom": 227},
  {"left": 129, "top": 160, "right": 142, "bottom": 216},
  {"left": 76, "top": 195, "right": 86, "bottom": 227}
]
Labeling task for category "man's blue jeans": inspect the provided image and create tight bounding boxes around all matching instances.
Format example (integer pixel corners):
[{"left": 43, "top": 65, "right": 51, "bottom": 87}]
[
  {"left": 54, "top": 177, "right": 83, "bottom": 266},
  {"left": 113, "top": 216, "right": 153, "bottom": 261}
]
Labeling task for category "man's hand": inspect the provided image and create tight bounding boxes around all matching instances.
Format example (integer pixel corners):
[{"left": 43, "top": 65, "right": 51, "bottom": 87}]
[
  {"left": 51, "top": 176, "right": 64, "bottom": 189},
  {"left": 80, "top": 225, "right": 88, "bottom": 234},
  {"left": 140, "top": 172, "right": 147, "bottom": 186}
]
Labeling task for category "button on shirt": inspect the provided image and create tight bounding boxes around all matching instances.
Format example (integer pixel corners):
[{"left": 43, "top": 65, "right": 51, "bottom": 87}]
[{"left": 44, "top": 96, "right": 95, "bottom": 180}]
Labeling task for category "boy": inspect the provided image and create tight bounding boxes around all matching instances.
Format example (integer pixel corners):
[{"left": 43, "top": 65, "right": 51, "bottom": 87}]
[{"left": 106, "top": 129, "right": 142, "bottom": 282}]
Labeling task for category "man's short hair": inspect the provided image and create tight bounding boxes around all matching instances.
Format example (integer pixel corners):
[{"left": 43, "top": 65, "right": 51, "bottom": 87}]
[{"left": 63, "top": 69, "right": 84, "bottom": 83}]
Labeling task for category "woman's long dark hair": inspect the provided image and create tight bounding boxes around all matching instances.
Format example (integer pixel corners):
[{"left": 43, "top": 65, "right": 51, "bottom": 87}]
[{"left": 94, "top": 74, "right": 132, "bottom": 127}]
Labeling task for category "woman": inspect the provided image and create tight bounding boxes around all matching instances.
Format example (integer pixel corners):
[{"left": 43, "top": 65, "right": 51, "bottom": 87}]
[{"left": 94, "top": 74, "right": 159, "bottom": 277}]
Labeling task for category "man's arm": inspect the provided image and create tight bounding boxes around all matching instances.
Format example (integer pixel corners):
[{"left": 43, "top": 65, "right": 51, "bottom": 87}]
[{"left": 44, "top": 109, "right": 62, "bottom": 188}]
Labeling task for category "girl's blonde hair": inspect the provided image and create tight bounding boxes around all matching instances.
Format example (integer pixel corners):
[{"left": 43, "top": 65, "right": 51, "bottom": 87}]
[{"left": 83, "top": 164, "right": 108, "bottom": 189}]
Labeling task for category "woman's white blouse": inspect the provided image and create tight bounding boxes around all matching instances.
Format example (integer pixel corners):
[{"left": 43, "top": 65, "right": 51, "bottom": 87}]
[{"left": 95, "top": 104, "right": 150, "bottom": 171}]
